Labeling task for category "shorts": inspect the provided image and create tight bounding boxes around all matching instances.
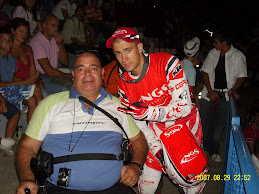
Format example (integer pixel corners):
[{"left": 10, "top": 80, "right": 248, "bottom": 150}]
[
  {"left": 0, "top": 84, "right": 35, "bottom": 112},
  {"left": 2, "top": 100, "right": 20, "bottom": 119}
]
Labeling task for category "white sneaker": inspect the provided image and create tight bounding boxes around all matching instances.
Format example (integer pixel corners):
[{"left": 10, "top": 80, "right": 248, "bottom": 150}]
[
  {"left": 0, "top": 138, "right": 15, "bottom": 156},
  {"left": 1, "top": 138, "right": 15, "bottom": 147},
  {"left": 211, "top": 154, "right": 221, "bottom": 162}
]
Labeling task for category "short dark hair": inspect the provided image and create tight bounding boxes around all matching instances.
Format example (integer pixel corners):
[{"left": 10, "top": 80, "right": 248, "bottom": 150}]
[
  {"left": 43, "top": 14, "right": 58, "bottom": 24},
  {"left": 0, "top": 25, "right": 12, "bottom": 35},
  {"left": 213, "top": 30, "right": 233, "bottom": 46},
  {"left": 10, "top": 17, "right": 29, "bottom": 31}
]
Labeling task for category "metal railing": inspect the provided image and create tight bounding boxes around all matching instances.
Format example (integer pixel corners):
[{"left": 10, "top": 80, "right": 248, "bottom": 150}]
[{"left": 221, "top": 95, "right": 259, "bottom": 193}]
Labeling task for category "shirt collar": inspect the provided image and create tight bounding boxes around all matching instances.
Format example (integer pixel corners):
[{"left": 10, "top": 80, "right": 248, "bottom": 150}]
[
  {"left": 69, "top": 86, "right": 112, "bottom": 114},
  {"left": 225, "top": 45, "right": 234, "bottom": 56}
]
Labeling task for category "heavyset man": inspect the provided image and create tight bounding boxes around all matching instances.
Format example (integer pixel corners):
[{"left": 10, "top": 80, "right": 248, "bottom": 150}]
[
  {"left": 106, "top": 27, "right": 204, "bottom": 194},
  {"left": 16, "top": 53, "right": 148, "bottom": 194}
]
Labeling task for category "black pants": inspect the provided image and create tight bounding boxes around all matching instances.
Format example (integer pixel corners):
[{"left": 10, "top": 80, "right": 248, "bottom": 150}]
[{"left": 45, "top": 181, "right": 135, "bottom": 194}]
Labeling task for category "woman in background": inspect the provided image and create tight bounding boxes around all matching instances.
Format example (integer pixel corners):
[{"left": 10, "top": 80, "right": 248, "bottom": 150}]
[
  {"left": 12, "top": 0, "right": 42, "bottom": 40},
  {"left": 9, "top": 18, "right": 43, "bottom": 120}
]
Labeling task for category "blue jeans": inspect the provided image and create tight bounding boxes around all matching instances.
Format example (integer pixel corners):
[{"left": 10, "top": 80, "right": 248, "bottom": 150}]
[
  {"left": 199, "top": 93, "right": 229, "bottom": 155},
  {"left": 40, "top": 74, "right": 72, "bottom": 98}
]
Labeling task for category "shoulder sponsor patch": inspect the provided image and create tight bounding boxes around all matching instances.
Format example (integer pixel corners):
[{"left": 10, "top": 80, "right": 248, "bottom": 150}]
[{"left": 169, "top": 62, "right": 184, "bottom": 80}]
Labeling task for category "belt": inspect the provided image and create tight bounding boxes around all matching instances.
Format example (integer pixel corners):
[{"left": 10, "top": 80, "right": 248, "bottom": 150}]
[
  {"left": 53, "top": 153, "right": 124, "bottom": 164},
  {"left": 214, "top": 88, "right": 228, "bottom": 92}
]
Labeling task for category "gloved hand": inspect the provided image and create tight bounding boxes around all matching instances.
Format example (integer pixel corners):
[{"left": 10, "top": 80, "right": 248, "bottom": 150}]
[{"left": 118, "top": 100, "right": 161, "bottom": 121}]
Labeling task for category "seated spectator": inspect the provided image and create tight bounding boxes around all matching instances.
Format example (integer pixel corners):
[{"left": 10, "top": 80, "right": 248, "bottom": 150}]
[
  {"left": 0, "top": 26, "right": 41, "bottom": 122},
  {"left": 10, "top": 18, "right": 43, "bottom": 87},
  {"left": 0, "top": 93, "right": 20, "bottom": 156},
  {"left": 62, "top": 7, "right": 89, "bottom": 54},
  {"left": 0, "top": 0, "right": 10, "bottom": 27},
  {"left": 84, "top": 0, "right": 102, "bottom": 25},
  {"left": 29, "top": 14, "right": 73, "bottom": 97},
  {"left": 52, "top": 0, "right": 77, "bottom": 30},
  {"left": 243, "top": 108, "right": 259, "bottom": 158},
  {"left": 16, "top": 52, "right": 148, "bottom": 193},
  {"left": 181, "top": 37, "right": 203, "bottom": 108},
  {"left": 103, "top": 59, "right": 119, "bottom": 96},
  {"left": 12, "top": 0, "right": 42, "bottom": 40}
]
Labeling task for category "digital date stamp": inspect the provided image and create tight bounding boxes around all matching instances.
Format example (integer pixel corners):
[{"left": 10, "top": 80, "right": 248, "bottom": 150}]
[{"left": 197, "top": 174, "right": 251, "bottom": 181}]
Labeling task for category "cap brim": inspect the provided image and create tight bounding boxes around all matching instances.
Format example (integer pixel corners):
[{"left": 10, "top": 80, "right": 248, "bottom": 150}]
[{"left": 106, "top": 35, "right": 140, "bottom": 48}]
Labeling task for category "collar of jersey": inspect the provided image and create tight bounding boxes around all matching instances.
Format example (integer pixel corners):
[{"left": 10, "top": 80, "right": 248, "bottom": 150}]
[
  {"left": 69, "top": 86, "right": 112, "bottom": 114},
  {"left": 118, "top": 50, "right": 150, "bottom": 84}
]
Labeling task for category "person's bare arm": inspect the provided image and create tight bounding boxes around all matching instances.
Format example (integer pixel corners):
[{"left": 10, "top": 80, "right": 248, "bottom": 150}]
[
  {"left": 120, "top": 131, "right": 148, "bottom": 187},
  {"left": 28, "top": 46, "right": 37, "bottom": 75},
  {"left": 53, "top": 32, "right": 69, "bottom": 66},
  {"left": 37, "top": 58, "right": 72, "bottom": 78},
  {"left": 247, "top": 142, "right": 255, "bottom": 155},
  {"left": 0, "top": 77, "right": 37, "bottom": 87},
  {"left": 16, "top": 135, "right": 42, "bottom": 194},
  {"left": 0, "top": 94, "right": 7, "bottom": 113},
  {"left": 61, "top": 8, "right": 69, "bottom": 20},
  {"left": 202, "top": 71, "right": 218, "bottom": 101},
  {"left": 227, "top": 77, "right": 246, "bottom": 100}
]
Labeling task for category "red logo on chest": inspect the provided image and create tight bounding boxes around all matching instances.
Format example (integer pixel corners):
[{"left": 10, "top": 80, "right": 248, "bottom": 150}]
[{"left": 140, "top": 84, "right": 171, "bottom": 106}]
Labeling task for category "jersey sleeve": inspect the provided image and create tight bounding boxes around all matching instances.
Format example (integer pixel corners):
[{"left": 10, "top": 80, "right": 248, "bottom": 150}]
[{"left": 146, "top": 56, "right": 193, "bottom": 122}]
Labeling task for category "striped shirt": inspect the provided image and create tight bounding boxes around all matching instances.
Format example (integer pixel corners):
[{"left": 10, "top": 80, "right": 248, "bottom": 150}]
[
  {"left": 26, "top": 87, "right": 140, "bottom": 191},
  {"left": 84, "top": 5, "right": 102, "bottom": 23}
]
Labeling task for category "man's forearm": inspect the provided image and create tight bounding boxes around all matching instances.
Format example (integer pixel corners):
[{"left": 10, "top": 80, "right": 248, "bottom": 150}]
[
  {"left": 130, "top": 131, "right": 148, "bottom": 166},
  {"left": 232, "top": 77, "right": 246, "bottom": 90},
  {"left": 16, "top": 145, "right": 37, "bottom": 182},
  {"left": 58, "top": 43, "right": 69, "bottom": 66},
  {"left": 16, "top": 135, "right": 42, "bottom": 183},
  {"left": 202, "top": 72, "right": 213, "bottom": 93}
]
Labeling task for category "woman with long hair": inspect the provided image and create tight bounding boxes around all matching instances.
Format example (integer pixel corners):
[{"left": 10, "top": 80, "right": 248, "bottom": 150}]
[{"left": 9, "top": 17, "right": 43, "bottom": 121}]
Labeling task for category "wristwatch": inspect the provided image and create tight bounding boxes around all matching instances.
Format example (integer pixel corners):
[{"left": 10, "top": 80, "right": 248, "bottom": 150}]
[{"left": 130, "top": 162, "right": 143, "bottom": 174}]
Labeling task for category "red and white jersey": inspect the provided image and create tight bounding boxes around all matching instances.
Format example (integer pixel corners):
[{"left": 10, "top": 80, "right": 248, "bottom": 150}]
[{"left": 118, "top": 52, "right": 202, "bottom": 143}]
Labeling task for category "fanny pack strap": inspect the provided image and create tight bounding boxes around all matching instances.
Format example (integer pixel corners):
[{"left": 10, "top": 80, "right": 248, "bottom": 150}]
[{"left": 53, "top": 153, "right": 123, "bottom": 164}]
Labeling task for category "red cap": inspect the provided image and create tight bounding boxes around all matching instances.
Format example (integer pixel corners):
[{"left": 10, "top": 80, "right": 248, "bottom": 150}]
[{"left": 106, "top": 27, "right": 140, "bottom": 48}]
